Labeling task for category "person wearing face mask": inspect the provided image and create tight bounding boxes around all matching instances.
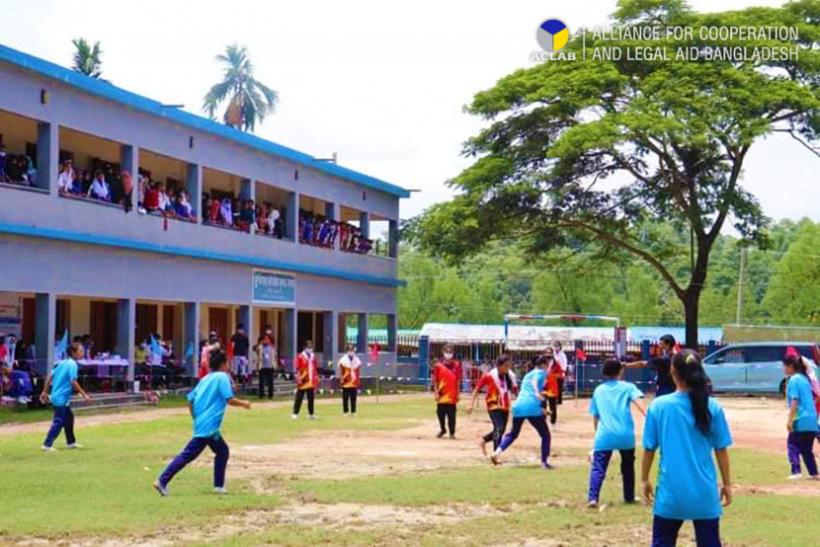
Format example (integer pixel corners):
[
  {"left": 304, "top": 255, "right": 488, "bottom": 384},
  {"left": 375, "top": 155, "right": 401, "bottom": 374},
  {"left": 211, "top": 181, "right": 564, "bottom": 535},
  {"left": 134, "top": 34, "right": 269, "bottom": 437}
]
[
  {"left": 338, "top": 344, "right": 362, "bottom": 417},
  {"left": 432, "top": 344, "right": 461, "bottom": 439},
  {"left": 293, "top": 340, "right": 319, "bottom": 419}
]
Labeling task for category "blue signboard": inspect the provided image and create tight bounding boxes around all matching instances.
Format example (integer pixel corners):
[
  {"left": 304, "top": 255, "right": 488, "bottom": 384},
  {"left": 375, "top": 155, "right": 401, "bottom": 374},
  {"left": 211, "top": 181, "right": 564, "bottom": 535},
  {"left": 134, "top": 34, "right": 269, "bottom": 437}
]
[{"left": 252, "top": 270, "right": 295, "bottom": 305}]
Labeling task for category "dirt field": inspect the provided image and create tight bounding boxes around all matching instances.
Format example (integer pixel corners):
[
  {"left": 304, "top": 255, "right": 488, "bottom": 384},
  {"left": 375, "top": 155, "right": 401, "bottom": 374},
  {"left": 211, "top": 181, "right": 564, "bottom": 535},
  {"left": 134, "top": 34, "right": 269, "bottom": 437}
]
[{"left": 5, "top": 394, "right": 816, "bottom": 546}]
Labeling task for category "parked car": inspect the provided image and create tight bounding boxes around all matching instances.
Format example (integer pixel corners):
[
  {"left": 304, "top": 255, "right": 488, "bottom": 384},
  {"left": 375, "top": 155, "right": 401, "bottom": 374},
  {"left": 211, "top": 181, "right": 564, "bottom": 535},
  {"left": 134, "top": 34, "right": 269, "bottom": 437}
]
[{"left": 703, "top": 342, "right": 820, "bottom": 394}]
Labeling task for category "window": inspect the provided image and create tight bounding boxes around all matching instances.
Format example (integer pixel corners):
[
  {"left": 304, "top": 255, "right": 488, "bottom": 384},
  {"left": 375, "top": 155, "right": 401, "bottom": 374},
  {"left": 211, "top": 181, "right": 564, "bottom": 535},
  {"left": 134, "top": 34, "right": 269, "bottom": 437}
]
[{"left": 745, "top": 346, "right": 784, "bottom": 363}]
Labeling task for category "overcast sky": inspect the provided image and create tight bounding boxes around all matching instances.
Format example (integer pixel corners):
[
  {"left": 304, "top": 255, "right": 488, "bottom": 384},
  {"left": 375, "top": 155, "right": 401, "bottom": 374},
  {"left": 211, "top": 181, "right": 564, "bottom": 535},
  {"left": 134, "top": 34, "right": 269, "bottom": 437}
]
[{"left": 2, "top": 0, "right": 816, "bottom": 222}]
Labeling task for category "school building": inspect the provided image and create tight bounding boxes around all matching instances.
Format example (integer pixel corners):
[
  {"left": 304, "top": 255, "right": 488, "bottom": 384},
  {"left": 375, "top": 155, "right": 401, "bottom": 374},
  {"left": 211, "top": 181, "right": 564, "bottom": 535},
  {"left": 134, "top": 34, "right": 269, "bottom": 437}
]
[{"left": 0, "top": 43, "right": 407, "bottom": 382}]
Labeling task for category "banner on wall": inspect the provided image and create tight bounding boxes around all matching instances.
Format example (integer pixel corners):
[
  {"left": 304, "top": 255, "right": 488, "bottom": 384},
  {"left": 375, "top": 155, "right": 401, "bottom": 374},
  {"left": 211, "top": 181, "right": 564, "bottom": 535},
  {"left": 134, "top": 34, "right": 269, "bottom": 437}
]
[
  {"left": 252, "top": 270, "right": 296, "bottom": 306},
  {"left": 0, "top": 293, "right": 22, "bottom": 337}
]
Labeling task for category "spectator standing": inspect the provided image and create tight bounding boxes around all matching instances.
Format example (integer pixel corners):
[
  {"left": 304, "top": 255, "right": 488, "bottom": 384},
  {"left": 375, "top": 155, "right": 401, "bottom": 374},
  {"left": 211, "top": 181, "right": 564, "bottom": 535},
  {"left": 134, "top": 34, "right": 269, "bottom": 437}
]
[
  {"left": 121, "top": 170, "right": 133, "bottom": 213},
  {"left": 56, "top": 159, "right": 75, "bottom": 194},
  {"left": 255, "top": 333, "right": 276, "bottom": 399},
  {"left": 0, "top": 143, "right": 7, "bottom": 181},
  {"left": 88, "top": 170, "right": 111, "bottom": 201},
  {"left": 230, "top": 324, "right": 251, "bottom": 385}
]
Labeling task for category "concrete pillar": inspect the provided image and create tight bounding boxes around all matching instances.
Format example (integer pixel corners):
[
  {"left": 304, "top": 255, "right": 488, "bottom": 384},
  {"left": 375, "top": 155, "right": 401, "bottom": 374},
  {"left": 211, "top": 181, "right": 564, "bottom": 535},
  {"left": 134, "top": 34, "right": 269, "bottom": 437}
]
[
  {"left": 389, "top": 219, "right": 399, "bottom": 258},
  {"left": 322, "top": 310, "right": 337, "bottom": 367},
  {"left": 387, "top": 314, "right": 397, "bottom": 352},
  {"left": 36, "top": 122, "right": 58, "bottom": 193},
  {"left": 120, "top": 144, "right": 138, "bottom": 211},
  {"left": 184, "top": 302, "right": 201, "bottom": 378},
  {"left": 359, "top": 211, "right": 370, "bottom": 239},
  {"left": 238, "top": 305, "right": 252, "bottom": 343},
  {"left": 186, "top": 163, "right": 202, "bottom": 224},
  {"left": 116, "top": 298, "right": 136, "bottom": 382},
  {"left": 34, "top": 292, "right": 56, "bottom": 375},
  {"left": 356, "top": 313, "right": 369, "bottom": 354},
  {"left": 286, "top": 191, "right": 299, "bottom": 241},
  {"left": 240, "top": 178, "right": 254, "bottom": 201},
  {"left": 283, "top": 308, "right": 297, "bottom": 371}
]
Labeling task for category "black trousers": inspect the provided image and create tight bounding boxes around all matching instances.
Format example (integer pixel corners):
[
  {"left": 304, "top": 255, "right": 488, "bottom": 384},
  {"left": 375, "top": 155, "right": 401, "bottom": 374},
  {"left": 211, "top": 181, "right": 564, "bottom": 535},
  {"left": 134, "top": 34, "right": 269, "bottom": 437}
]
[
  {"left": 482, "top": 409, "right": 509, "bottom": 450},
  {"left": 258, "top": 368, "right": 274, "bottom": 398},
  {"left": 342, "top": 387, "right": 358, "bottom": 414},
  {"left": 548, "top": 397, "right": 558, "bottom": 424},
  {"left": 293, "top": 388, "right": 315, "bottom": 415},
  {"left": 557, "top": 377, "right": 564, "bottom": 404},
  {"left": 437, "top": 403, "right": 457, "bottom": 436}
]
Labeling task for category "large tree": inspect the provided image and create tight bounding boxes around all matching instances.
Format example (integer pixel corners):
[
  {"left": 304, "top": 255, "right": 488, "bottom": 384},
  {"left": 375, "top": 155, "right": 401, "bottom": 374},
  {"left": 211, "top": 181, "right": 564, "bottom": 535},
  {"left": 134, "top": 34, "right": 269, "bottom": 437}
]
[
  {"left": 406, "top": 0, "right": 819, "bottom": 346},
  {"left": 203, "top": 44, "right": 279, "bottom": 132},
  {"left": 71, "top": 38, "right": 102, "bottom": 78},
  {"left": 762, "top": 220, "right": 820, "bottom": 324}
]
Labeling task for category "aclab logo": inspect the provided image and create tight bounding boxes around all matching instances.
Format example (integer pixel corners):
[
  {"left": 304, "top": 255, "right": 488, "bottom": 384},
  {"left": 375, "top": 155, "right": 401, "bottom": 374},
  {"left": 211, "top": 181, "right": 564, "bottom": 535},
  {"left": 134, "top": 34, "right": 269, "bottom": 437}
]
[{"left": 532, "top": 19, "right": 576, "bottom": 61}]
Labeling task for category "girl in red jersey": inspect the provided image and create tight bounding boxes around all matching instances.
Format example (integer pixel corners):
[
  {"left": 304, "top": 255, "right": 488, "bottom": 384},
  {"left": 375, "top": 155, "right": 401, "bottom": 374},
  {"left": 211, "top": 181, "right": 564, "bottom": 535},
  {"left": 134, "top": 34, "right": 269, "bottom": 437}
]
[
  {"left": 292, "top": 340, "right": 319, "bottom": 419},
  {"left": 544, "top": 347, "right": 563, "bottom": 426},
  {"left": 468, "top": 354, "right": 517, "bottom": 455},
  {"left": 432, "top": 344, "right": 460, "bottom": 438},
  {"left": 337, "top": 343, "right": 362, "bottom": 417}
]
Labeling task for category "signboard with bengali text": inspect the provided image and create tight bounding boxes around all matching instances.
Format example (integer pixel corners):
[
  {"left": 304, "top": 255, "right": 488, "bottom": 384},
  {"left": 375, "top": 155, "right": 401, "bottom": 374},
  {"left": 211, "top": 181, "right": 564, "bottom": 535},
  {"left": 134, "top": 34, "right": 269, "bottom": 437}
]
[{"left": 252, "top": 270, "right": 295, "bottom": 306}]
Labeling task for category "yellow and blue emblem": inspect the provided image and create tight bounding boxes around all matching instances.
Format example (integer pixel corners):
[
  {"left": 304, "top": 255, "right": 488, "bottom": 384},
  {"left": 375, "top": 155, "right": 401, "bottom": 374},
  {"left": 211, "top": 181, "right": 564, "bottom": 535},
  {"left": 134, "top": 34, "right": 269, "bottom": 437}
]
[{"left": 536, "top": 19, "right": 569, "bottom": 52}]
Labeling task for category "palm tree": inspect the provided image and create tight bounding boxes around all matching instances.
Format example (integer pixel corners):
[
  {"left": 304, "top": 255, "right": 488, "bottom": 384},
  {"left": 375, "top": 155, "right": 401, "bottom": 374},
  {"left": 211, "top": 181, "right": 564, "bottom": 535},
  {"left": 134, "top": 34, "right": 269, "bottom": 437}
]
[
  {"left": 71, "top": 38, "right": 103, "bottom": 78},
  {"left": 203, "top": 44, "right": 278, "bottom": 132}
]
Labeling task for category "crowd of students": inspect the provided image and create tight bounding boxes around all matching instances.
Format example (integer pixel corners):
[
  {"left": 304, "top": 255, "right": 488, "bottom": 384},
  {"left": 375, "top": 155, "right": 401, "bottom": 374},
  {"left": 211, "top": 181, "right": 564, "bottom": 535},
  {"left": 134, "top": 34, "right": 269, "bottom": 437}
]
[
  {"left": 56, "top": 158, "right": 131, "bottom": 207},
  {"left": 299, "top": 211, "right": 374, "bottom": 253},
  {"left": 0, "top": 144, "right": 37, "bottom": 186},
  {"left": 201, "top": 194, "right": 283, "bottom": 236}
]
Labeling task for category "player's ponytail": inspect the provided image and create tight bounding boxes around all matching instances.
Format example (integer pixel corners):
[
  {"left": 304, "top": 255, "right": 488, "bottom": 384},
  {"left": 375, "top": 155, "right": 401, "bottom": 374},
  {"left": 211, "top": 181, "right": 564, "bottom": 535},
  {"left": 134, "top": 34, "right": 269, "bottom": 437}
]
[
  {"left": 671, "top": 350, "right": 712, "bottom": 436},
  {"left": 783, "top": 354, "right": 809, "bottom": 379}
]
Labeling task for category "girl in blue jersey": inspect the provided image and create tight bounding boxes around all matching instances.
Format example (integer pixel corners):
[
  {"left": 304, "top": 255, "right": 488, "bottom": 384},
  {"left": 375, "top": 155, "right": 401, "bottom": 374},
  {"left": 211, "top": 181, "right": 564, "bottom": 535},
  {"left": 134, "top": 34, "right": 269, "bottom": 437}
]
[
  {"left": 587, "top": 357, "right": 646, "bottom": 508},
  {"left": 490, "top": 355, "right": 552, "bottom": 469},
  {"left": 641, "top": 350, "right": 733, "bottom": 547},
  {"left": 782, "top": 355, "right": 819, "bottom": 480}
]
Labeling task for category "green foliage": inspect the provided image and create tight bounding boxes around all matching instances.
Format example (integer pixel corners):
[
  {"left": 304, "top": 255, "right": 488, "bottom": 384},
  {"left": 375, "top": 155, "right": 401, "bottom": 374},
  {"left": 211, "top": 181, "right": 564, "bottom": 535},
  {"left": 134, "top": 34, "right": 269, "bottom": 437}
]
[
  {"left": 71, "top": 38, "right": 102, "bottom": 78},
  {"left": 203, "top": 44, "right": 279, "bottom": 132},
  {"left": 407, "top": 0, "right": 820, "bottom": 345},
  {"left": 762, "top": 220, "right": 820, "bottom": 324},
  {"left": 399, "top": 219, "right": 820, "bottom": 328}
]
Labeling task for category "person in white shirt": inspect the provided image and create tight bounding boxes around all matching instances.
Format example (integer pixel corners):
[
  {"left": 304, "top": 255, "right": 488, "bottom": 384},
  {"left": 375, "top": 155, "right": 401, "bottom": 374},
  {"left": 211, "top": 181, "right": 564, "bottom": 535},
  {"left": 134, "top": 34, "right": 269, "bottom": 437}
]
[
  {"left": 87, "top": 170, "right": 110, "bottom": 201},
  {"left": 337, "top": 344, "right": 362, "bottom": 416},
  {"left": 56, "top": 160, "right": 76, "bottom": 193},
  {"left": 269, "top": 208, "right": 281, "bottom": 237},
  {"left": 553, "top": 341, "right": 568, "bottom": 405}
]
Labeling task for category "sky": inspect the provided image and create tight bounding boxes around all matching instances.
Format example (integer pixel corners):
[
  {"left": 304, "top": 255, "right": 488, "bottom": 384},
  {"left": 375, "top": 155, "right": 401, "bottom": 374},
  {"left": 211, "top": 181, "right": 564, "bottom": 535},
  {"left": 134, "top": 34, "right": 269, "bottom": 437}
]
[{"left": 0, "top": 0, "right": 816, "bottom": 222}]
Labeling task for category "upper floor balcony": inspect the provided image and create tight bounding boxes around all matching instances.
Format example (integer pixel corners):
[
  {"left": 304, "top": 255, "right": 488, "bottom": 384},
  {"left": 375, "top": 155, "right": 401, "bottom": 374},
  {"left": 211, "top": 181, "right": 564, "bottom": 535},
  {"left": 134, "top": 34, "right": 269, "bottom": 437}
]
[{"left": 0, "top": 106, "right": 400, "bottom": 286}]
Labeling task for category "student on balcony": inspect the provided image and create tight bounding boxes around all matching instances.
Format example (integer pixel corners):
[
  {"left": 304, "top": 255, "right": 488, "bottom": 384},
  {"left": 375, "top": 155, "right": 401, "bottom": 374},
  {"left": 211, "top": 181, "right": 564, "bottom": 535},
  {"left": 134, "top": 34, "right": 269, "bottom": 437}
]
[
  {"left": 143, "top": 181, "right": 160, "bottom": 213},
  {"left": 239, "top": 199, "right": 255, "bottom": 232},
  {"left": 174, "top": 190, "right": 193, "bottom": 219},
  {"left": 57, "top": 159, "right": 76, "bottom": 194},
  {"left": 87, "top": 170, "right": 111, "bottom": 202}
]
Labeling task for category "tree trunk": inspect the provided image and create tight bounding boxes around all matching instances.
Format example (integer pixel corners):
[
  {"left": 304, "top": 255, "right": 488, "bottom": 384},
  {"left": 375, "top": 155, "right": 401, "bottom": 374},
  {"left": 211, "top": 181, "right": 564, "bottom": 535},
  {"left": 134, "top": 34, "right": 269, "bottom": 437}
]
[{"left": 682, "top": 289, "right": 700, "bottom": 349}]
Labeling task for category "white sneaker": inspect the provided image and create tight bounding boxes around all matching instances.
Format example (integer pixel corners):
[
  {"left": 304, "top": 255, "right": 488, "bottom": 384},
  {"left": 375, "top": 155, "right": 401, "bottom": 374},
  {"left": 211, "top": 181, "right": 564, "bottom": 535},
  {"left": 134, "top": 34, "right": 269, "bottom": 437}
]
[
  {"left": 309, "top": 415, "right": 316, "bottom": 420},
  {"left": 214, "top": 487, "right": 228, "bottom": 495},
  {"left": 788, "top": 473, "right": 803, "bottom": 480},
  {"left": 66, "top": 443, "right": 83, "bottom": 449},
  {"left": 153, "top": 482, "right": 169, "bottom": 497},
  {"left": 41, "top": 445, "right": 56, "bottom": 452},
  {"left": 343, "top": 412, "right": 349, "bottom": 417},
  {"left": 291, "top": 414, "right": 298, "bottom": 420}
]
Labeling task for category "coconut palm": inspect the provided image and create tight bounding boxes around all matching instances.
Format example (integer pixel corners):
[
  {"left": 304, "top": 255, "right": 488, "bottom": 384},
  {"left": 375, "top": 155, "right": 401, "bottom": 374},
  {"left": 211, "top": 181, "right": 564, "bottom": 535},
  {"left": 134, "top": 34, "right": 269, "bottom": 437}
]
[
  {"left": 203, "top": 44, "right": 278, "bottom": 132},
  {"left": 71, "top": 38, "right": 103, "bottom": 78}
]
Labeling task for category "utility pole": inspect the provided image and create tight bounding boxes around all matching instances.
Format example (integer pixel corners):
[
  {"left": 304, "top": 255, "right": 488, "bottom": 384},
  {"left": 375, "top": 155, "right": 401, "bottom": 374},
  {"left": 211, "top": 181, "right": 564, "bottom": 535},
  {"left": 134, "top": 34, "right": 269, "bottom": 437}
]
[{"left": 735, "top": 246, "right": 747, "bottom": 325}]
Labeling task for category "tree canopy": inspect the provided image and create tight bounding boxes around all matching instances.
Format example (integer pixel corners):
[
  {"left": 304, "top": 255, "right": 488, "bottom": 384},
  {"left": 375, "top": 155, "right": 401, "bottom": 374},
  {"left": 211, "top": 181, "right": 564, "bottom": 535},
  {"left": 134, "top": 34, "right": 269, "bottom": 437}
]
[
  {"left": 203, "top": 44, "right": 279, "bottom": 132},
  {"left": 71, "top": 38, "right": 102, "bottom": 78},
  {"left": 406, "top": 0, "right": 820, "bottom": 346}
]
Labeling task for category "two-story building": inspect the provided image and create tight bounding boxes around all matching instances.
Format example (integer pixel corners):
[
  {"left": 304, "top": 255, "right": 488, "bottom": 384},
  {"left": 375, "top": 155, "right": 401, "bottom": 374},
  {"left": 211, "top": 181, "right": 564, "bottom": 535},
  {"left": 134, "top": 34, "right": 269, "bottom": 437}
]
[{"left": 0, "top": 43, "right": 407, "bottom": 382}]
